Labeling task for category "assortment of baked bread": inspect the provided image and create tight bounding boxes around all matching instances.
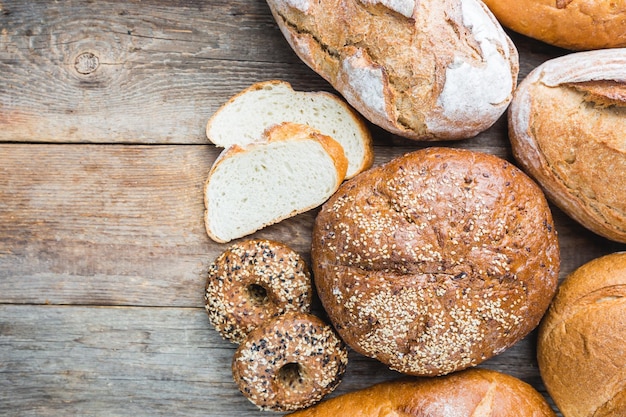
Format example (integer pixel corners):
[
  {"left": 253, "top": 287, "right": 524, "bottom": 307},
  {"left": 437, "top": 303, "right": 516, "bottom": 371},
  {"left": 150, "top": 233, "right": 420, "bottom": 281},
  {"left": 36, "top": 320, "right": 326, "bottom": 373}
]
[{"left": 202, "top": 0, "right": 626, "bottom": 415}]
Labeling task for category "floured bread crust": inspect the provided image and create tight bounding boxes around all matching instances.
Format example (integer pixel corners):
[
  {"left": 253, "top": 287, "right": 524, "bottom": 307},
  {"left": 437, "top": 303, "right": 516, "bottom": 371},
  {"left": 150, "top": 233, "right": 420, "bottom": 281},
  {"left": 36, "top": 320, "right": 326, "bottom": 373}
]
[
  {"left": 509, "top": 49, "right": 626, "bottom": 243},
  {"left": 311, "top": 147, "right": 559, "bottom": 376},
  {"left": 266, "top": 0, "right": 519, "bottom": 141}
]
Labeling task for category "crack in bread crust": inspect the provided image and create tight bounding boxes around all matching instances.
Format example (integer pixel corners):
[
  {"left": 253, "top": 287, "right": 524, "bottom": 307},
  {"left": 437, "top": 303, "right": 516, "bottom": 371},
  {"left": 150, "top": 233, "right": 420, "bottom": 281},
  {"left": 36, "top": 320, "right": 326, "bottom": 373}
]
[
  {"left": 312, "top": 148, "right": 559, "bottom": 376},
  {"left": 268, "top": 0, "right": 517, "bottom": 140}
]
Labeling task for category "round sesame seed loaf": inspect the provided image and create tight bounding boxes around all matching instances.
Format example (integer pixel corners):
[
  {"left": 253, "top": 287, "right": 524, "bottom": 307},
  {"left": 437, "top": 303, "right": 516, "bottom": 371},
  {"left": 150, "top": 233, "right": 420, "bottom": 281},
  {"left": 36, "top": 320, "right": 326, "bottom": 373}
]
[{"left": 311, "top": 147, "right": 560, "bottom": 376}]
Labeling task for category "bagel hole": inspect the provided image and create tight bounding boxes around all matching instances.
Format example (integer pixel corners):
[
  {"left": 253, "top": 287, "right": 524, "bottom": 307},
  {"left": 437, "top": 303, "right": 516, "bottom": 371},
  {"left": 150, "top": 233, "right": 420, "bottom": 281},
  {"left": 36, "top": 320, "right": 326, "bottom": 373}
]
[
  {"left": 277, "top": 362, "right": 305, "bottom": 390},
  {"left": 247, "top": 283, "right": 269, "bottom": 305}
]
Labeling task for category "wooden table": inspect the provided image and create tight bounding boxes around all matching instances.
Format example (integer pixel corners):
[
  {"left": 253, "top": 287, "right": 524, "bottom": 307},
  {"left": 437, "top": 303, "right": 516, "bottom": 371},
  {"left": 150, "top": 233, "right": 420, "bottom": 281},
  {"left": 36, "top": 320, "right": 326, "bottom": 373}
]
[{"left": 1, "top": 1, "right": 625, "bottom": 416}]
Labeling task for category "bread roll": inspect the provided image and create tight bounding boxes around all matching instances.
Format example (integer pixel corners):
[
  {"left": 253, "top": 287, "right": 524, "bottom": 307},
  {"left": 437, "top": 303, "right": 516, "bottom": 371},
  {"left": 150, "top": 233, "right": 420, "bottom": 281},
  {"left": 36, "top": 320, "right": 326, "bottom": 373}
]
[
  {"left": 482, "top": 0, "right": 626, "bottom": 51},
  {"left": 287, "top": 368, "right": 556, "bottom": 416},
  {"left": 312, "top": 147, "right": 560, "bottom": 376},
  {"left": 266, "top": 0, "right": 519, "bottom": 141},
  {"left": 538, "top": 252, "right": 626, "bottom": 417},
  {"left": 509, "top": 49, "right": 626, "bottom": 243}
]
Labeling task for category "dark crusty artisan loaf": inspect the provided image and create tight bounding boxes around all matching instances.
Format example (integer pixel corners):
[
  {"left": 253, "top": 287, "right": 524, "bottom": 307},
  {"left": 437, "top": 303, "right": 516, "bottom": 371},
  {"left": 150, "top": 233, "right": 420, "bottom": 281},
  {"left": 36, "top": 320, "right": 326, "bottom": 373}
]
[
  {"left": 287, "top": 368, "right": 556, "bottom": 416},
  {"left": 266, "top": 0, "right": 518, "bottom": 141},
  {"left": 311, "top": 147, "right": 560, "bottom": 376},
  {"left": 538, "top": 252, "right": 626, "bottom": 417},
  {"left": 509, "top": 49, "right": 626, "bottom": 243}
]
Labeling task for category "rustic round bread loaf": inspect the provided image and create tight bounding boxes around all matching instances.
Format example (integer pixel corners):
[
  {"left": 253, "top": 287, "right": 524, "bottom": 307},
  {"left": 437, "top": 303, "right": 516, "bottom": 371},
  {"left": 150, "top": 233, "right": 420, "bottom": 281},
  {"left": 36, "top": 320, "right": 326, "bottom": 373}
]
[
  {"left": 482, "top": 0, "right": 626, "bottom": 51},
  {"left": 538, "top": 252, "right": 626, "bottom": 417},
  {"left": 509, "top": 49, "right": 626, "bottom": 243},
  {"left": 266, "top": 0, "right": 519, "bottom": 141},
  {"left": 287, "top": 368, "right": 557, "bottom": 417},
  {"left": 311, "top": 147, "right": 560, "bottom": 376}
]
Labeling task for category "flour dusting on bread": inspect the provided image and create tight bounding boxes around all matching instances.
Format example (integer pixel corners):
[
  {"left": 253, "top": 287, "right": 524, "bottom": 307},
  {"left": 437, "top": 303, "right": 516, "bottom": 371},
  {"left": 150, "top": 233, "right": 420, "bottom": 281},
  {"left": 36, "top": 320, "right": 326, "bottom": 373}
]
[
  {"left": 359, "top": 0, "right": 416, "bottom": 18},
  {"left": 427, "top": 0, "right": 514, "bottom": 137},
  {"left": 282, "top": 0, "right": 312, "bottom": 12},
  {"left": 266, "top": 0, "right": 518, "bottom": 141},
  {"left": 340, "top": 49, "right": 390, "bottom": 124}
]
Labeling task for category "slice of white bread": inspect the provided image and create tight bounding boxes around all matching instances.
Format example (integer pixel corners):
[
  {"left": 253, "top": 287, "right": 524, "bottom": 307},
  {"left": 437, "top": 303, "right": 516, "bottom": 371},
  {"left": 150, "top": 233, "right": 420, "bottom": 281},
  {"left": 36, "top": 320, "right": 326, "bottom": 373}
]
[
  {"left": 204, "top": 122, "right": 348, "bottom": 243},
  {"left": 206, "top": 80, "right": 373, "bottom": 179}
]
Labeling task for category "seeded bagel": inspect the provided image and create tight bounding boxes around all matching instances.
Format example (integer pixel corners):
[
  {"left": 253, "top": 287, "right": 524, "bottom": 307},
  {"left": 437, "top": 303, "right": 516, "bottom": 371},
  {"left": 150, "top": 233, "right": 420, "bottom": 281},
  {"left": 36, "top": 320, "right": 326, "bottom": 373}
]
[
  {"left": 205, "top": 239, "right": 312, "bottom": 344},
  {"left": 311, "top": 147, "right": 560, "bottom": 376},
  {"left": 232, "top": 311, "right": 348, "bottom": 411}
]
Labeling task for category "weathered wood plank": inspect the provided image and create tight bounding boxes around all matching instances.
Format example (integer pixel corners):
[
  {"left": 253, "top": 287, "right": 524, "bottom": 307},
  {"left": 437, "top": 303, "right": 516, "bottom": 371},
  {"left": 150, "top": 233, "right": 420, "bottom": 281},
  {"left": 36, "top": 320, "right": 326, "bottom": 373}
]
[
  {"left": 0, "top": 143, "right": 215, "bottom": 306},
  {"left": 2, "top": 143, "right": 624, "bottom": 307},
  {"left": 0, "top": 2, "right": 623, "bottom": 416},
  {"left": 0, "top": 0, "right": 329, "bottom": 143},
  {"left": 0, "top": 0, "right": 567, "bottom": 144},
  {"left": 0, "top": 304, "right": 556, "bottom": 416}
]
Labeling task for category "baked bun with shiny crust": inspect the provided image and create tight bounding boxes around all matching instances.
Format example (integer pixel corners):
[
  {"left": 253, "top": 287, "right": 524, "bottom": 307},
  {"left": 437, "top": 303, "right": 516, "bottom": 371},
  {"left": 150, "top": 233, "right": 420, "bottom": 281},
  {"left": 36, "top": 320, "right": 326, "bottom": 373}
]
[
  {"left": 509, "top": 49, "right": 626, "bottom": 243},
  {"left": 205, "top": 239, "right": 312, "bottom": 344},
  {"left": 482, "top": 0, "right": 626, "bottom": 51},
  {"left": 538, "top": 252, "right": 626, "bottom": 417},
  {"left": 266, "top": 0, "right": 518, "bottom": 141},
  {"left": 312, "top": 147, "right": 560, "bottom": 376},
  {"left": 287, "top": 368, "right": 556, "bottom": 416}
]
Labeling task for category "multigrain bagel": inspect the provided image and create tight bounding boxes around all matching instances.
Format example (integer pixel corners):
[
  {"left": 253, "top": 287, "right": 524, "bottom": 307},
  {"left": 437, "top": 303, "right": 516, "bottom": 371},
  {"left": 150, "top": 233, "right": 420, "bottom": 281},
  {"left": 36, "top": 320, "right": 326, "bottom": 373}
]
[
  {"left": 204, "top": 239, "right": 312, "bottom": 344},
  {"left": 232, "top": 311, "right": 348, "bottom": 412},
  {"left": 312, "top": 147, "right": 560, "bottom": 376}
]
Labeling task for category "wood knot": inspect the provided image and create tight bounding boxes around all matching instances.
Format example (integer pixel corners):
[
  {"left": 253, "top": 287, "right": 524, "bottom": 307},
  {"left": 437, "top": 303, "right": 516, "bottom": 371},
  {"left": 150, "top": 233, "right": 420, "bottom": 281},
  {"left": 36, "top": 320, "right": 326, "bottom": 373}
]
[{"left": 74, "top": 52, "right": 99, "bottom": 75}]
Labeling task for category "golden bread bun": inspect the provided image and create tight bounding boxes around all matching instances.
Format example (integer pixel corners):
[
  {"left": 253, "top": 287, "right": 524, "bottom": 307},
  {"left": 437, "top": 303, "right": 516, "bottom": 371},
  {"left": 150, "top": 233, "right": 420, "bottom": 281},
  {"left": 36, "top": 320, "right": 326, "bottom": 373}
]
[
  {"left": 538, "top": 252, "right": 626, "bottom": 417},
  {"left": 483, "top": 0, "right": 626, "bottom": 50},
  {"left": 287, "top": 368, "right": 556, "bottom": 416},
  {"left": 509, "top": 49, "right": 626, "bottom": 243}
]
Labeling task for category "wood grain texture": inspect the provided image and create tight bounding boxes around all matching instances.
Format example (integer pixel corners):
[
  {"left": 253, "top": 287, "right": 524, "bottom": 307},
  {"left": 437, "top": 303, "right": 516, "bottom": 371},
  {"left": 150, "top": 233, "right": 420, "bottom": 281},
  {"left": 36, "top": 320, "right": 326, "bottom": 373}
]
[
  {"left": 0, "top": 0, "right": 328, "bottom": 143},
  {"left": 0, "top": 0, "right": 563, "bottom": 144},
  {"left": 1, "top": 0, "right": 626, "bottom": 416},
  {"left": 0, "top": 304, "right": 549, "bottom": 417},
  {"left": 1, "top": 143, "right": 622, "bottom": 308}
]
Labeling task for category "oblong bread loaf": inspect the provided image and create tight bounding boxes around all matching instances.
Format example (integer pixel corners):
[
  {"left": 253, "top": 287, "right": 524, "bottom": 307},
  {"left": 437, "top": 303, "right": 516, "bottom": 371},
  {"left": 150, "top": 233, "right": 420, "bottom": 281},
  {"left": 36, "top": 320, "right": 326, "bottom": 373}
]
[
  {"left": 287, "top": 368, "right": 556, "bottom": 416},
  {"left": 482, "top": 0, "right": 626, "bottom": 51},
  {"left": 509, "top": 49, "right": 626, "bottom": 243},
  {"left": 266, "top": 0, "right": 519, "bottom": 141},
  {"left": 206, "top": 80, "right": 373, "bottom": 179},
  {"left": 538, "top": 252, "right": 626, "bottom": 417}
]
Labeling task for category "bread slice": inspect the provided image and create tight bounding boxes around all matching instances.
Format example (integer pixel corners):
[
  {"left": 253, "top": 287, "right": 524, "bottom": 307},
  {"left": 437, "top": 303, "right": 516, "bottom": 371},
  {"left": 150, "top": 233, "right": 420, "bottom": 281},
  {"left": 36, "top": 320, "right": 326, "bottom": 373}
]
[
  {"left": 204, "top": 122, "right": 348, "bottom": 243},
  {"left": 206, "top": 80, "right": 373, "bottom": 179}
]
